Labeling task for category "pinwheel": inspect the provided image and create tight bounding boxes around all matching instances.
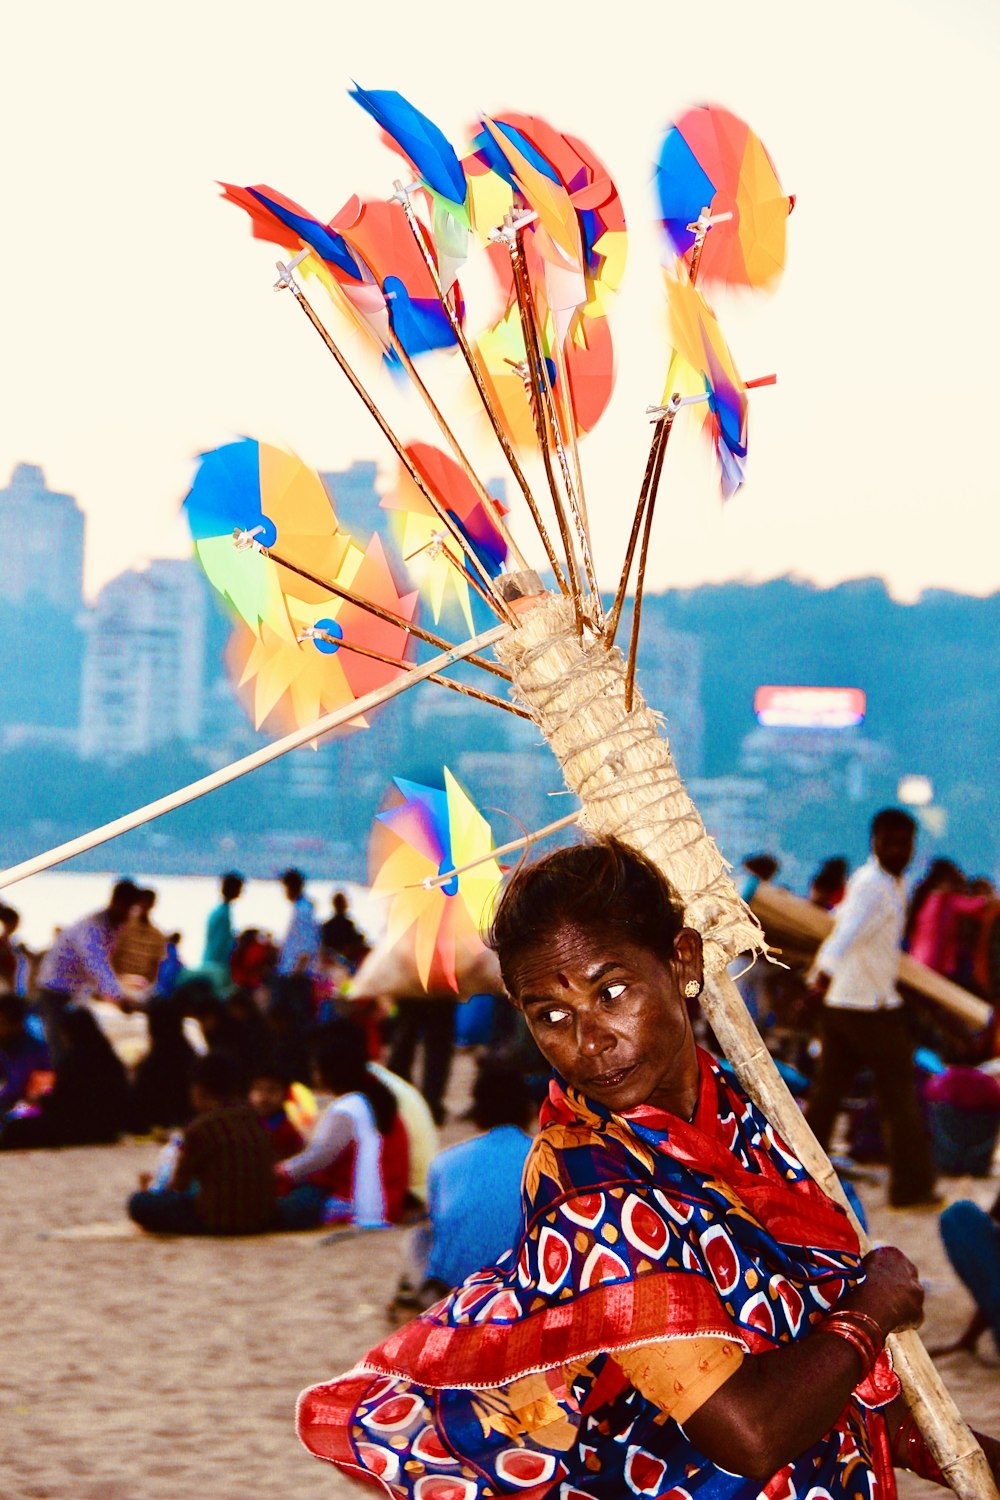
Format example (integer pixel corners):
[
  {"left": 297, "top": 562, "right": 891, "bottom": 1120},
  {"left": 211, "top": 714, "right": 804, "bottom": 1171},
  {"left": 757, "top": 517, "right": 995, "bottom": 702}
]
[
  {"left": 381, "top": 443, "right": 508, "bottom": 632},
  {"left": 224, "top": 531, "right": 418, "bottom": 735},
  {"left": 366, "top": 769, "right": 503, "bottom": 993},
  {"left": 663, "top": 271, "right": 748, "bottom": 499},
  {"left": 655, "top": 105, "right": 793, "bottom": 291},
  {"left": 184, "top": 439, "right": 419, "bottom": 735}
]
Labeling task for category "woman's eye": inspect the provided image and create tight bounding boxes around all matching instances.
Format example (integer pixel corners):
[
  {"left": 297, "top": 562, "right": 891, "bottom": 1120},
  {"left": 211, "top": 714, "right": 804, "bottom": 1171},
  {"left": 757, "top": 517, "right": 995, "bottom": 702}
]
[
  {"left": 539, "top": 1007, "right": 571, "bottom": 1026},
  {"left": 602, "top": 983, "right": 626, "bottom": 1001}
]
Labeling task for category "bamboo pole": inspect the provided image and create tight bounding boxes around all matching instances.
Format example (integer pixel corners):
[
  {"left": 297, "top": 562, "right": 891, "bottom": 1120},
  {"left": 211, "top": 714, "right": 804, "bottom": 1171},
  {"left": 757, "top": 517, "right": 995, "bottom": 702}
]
[
  {"left": 0, "top": 624, "right": 510, "bottom": 890},
  {"left": 273, "top": 261, "right": 517, "bottom": 627},
  {"left": 495, "top": 583, "right": 997, "bottom": 1500}
]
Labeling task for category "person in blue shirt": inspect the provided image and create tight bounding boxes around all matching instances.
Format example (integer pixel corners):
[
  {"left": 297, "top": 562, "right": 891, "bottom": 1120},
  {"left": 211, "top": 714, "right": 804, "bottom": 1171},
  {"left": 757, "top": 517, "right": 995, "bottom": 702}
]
[
  {"left": 392, "top": 1059, "right": 535, "bottom": 1313},
  {"left": 273, "top": 870, "right": 320, "bottom": 1028},
  {"left": 202, "top": 872, "right": 244, "bottom": 993}
]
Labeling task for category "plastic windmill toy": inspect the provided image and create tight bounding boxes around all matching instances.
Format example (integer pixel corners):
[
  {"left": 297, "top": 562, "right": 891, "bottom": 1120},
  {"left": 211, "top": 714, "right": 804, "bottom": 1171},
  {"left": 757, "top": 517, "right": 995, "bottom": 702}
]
[{"left": 1, "top": 91, "right": 994, "bottom": 1500}]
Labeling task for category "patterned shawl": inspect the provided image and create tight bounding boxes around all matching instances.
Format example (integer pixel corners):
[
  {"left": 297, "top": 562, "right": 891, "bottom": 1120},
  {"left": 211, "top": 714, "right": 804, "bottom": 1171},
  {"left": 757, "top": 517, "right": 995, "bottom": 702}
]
[{"left": 299, "top": 1049, "right": 898, "bottom": 1500}]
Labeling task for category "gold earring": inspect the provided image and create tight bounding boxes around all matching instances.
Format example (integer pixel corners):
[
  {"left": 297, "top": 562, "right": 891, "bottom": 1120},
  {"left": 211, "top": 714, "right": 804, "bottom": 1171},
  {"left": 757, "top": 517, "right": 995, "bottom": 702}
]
[{"left": 684, "top": 980, "right": 702, "bottom": 999}]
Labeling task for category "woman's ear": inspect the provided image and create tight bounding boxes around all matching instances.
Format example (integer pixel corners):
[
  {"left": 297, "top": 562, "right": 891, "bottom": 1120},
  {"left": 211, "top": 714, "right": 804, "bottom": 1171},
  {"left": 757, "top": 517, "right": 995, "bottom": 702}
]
[{"left": 670, "top": 927, "right": 704, "bottom": 992}]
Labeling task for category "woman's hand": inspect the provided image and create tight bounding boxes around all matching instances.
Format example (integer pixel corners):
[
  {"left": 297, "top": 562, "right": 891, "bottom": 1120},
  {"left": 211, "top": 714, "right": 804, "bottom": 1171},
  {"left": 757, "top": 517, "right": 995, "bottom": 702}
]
[{"left": 845, "top": 1246, "right": 925, "bottom": 1338}]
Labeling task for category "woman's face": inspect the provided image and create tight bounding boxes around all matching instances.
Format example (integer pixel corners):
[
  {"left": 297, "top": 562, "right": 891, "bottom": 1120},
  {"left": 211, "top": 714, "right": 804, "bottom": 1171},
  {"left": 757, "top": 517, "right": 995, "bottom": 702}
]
[{"left": 507, "top": 921, "right": 703, "bottom": 1117}]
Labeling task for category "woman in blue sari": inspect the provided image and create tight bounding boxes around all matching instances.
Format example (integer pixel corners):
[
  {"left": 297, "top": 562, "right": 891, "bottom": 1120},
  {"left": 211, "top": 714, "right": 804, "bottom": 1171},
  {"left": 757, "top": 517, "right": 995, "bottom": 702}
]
[{"left": 298, "top": 840, "right": 999, "bottom": 1500}]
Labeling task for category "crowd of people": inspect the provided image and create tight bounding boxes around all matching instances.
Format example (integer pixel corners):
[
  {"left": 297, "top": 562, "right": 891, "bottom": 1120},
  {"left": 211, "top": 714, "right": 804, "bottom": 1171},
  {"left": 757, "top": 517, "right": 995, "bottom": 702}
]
[{"left": 1, "top": 819, "right": 999, "bottom": 1395}]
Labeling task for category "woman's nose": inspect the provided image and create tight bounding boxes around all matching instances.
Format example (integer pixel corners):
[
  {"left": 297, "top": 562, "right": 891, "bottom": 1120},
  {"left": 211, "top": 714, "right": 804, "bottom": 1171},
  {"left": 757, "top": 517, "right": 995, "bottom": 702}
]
[{"left": 577, "top": 1010, "right": 615, "bottom": 1056}]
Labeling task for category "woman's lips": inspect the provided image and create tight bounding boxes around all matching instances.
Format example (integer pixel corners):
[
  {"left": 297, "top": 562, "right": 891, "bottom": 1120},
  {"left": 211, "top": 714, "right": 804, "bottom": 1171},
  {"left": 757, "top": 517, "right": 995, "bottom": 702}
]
[{"left": 584, "top": 1063, "right": 636, "bottom": 1090}]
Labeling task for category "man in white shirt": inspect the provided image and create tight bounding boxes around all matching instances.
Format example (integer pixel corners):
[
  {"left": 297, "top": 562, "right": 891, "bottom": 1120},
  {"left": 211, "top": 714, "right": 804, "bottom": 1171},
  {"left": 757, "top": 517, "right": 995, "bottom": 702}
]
[{"left": 806, "top": 807, "right": 938, "bottom": 1208}]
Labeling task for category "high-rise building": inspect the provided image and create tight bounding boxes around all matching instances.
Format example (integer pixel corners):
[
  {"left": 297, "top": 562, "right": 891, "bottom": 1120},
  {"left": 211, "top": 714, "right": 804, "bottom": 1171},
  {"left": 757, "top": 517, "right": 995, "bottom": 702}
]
[
  {"left": 80, "top": 559, "right": 206, "bottom": 759},
  {"left": 0, "top": 463, "right": 85, "bottom": 610}
]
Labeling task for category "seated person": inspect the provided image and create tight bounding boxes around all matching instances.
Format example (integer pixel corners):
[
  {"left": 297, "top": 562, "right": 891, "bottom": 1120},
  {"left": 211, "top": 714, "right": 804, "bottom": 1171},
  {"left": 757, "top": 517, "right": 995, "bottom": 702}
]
[
  {"left": 0, "top": 1005, "right": 128, "bottom": 1149},
  {"left": 128, "top": 1049, "right": 276, "bottom": 1235},
  {"left": 275, "top": 1020, "right": 408, "bottom": 1230},
  {"left": 249, "top": 1065, "right": 305, "bottom": 1163},
  {"left": 931, "top": 1189, "right": 1000, "bottom": 1359},
  {"left": 395, "top": 1059, "right": 534, "bottom": 1312},
  {"left": 0, "top": 993, "right": 51, "bottom": 1116},
  {"left": 128, "top": 996, "right": 196, "bottom": 1134},
  {"left": 369, "top": 1058, "right": 438, "bottom": 1209}
]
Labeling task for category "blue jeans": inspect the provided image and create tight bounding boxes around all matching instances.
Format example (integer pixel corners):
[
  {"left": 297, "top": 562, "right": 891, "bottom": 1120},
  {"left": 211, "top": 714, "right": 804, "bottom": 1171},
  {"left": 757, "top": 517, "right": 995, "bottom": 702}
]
[
  {"left": 275, "top": 1185, "right": 353, "bottom": 1230},
  {"left": 940, "top": 1200, "right": 1000, "bottom": 1354},
  {"left": 128, "top": 1188, "right": 203, "bottom": 1235}
]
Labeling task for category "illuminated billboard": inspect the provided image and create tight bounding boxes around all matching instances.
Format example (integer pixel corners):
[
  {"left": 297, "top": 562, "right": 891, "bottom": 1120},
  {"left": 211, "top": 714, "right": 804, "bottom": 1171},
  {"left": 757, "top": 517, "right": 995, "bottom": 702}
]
[{"left": 754, "top": 685, "right": 866, "bottom": 729}]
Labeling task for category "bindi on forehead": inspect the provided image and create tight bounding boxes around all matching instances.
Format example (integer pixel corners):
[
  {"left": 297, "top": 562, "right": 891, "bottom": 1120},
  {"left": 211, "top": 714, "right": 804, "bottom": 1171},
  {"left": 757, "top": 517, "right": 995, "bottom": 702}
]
[{"left": 556, "top": 972, "right": 570, "bottom": 990}]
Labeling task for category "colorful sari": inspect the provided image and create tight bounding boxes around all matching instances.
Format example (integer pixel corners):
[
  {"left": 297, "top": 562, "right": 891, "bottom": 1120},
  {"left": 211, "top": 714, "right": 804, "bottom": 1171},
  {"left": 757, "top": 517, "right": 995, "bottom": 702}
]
[{"left": 298, "top": 1049, "right": 899, "bottom": 1500}]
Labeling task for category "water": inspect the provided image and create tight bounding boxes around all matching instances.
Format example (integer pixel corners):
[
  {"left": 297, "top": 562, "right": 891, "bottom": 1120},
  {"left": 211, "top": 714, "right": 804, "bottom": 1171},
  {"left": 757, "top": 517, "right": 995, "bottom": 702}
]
[{"left": 1, "top": 870, "right": 385, "bottom": 959}]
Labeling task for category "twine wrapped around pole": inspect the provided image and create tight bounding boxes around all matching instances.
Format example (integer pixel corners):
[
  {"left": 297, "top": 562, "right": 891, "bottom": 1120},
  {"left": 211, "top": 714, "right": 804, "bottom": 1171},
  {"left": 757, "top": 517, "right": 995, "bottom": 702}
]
[{"left": 496, "top": 585, "right": 998, "bottom": 1500}]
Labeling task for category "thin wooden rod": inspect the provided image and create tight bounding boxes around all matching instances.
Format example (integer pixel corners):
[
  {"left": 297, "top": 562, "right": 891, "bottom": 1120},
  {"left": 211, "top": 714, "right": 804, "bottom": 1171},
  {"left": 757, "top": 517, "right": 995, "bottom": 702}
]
[
  {"left": 305, "top": 626, "right": 529, "bottom": 720},
  {"left": 522, "top": 271, "right": 604, "bottom": 630},
  {"left": 624, "top": 409, "right": 674, "bottom": 710},
  {"left": 401, "top": 532, "right": 505, "bottom": 618},
  {"left": 605, "top": 415, "right": 669, "bottom": 648},
  {"left": 0, "top": 623, "right": 511, "bottom": 890},
  {"left": 275, "top": 261, "right": 516, "bottom": 627},
  {"left": 393, "top": 187, "right": 541, "bottom": 577},
  {"left": 412, "top": 810, "right": 580, "bottom": 889},
  {"left": 264, "top": 544, "right": 512, "bottom": 684},
  {"left": 508, "top": 234, "right": 585, "bottom": 635}
]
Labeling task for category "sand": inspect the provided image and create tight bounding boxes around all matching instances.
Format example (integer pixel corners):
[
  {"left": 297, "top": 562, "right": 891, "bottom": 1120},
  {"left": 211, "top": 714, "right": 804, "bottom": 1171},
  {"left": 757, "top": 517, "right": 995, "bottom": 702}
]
[{"left": 4, "top": 1058, "right": 999, "bottom": 1500}]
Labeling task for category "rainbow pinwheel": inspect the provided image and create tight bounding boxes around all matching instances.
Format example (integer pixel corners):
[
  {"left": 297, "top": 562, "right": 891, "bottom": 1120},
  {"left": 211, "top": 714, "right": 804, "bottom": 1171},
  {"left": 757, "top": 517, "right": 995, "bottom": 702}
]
[
  {"left": 663, "top": 273, "right": 748, "bottom": 498},
  {"left": 655, "top": 106, "right": 792, "bottom": 291},
  {"left": 381, "top": 443, "right": 508, "bottom": 632},
  {"left": 183, "top": 439, "right": 418, "bottom": 734},
  {"left": 367, "top": 769, "right": 502, "bottom": 994}
]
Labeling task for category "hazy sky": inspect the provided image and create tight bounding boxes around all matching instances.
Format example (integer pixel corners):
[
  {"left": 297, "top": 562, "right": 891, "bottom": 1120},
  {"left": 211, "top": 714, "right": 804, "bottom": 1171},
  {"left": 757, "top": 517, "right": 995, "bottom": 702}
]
[{"left": 3, "top": 0, "right": 998, "bottom": 603}]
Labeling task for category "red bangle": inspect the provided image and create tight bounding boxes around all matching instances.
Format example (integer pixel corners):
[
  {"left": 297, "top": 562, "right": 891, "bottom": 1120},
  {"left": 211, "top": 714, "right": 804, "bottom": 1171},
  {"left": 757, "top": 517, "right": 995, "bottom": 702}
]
[
  {"left": 819, "top": 1315, "right": 880, "bottom": 1376},
  {"left": 895, "top": 1413, "right": 946, "bottom": 1484}
]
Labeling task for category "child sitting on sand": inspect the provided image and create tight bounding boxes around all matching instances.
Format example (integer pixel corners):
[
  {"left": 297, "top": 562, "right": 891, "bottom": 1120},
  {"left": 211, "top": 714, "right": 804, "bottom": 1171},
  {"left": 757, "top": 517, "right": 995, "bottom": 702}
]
[
  {"left": 274, "top": 1020, "right": 408, "bottom": 1231},
  {"left": 249, "top": 1065, "right": 304, "bottom": 1163},
  {"left": 127, "top": 1050, "right": 276, "bottom": 1235}
]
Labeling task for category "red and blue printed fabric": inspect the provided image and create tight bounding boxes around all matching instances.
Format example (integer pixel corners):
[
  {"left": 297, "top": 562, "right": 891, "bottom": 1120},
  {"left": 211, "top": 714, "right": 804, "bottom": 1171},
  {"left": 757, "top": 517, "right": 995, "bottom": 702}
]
[{"left": 298, "top": 1050, "right": 899, "bottom": 1500}]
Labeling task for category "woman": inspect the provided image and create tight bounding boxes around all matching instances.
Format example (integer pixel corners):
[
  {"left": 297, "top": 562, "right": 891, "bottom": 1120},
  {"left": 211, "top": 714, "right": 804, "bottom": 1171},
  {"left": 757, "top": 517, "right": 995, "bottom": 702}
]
[
  {"left": 0, "top": 1004, "right": 129, "bottom": 1148},
  {"left": 298, "top": 840, "right": 1000, "bottom": 1497},
  {"left": 276, "top": 1020, "right": 409, "bottom": 1230}
]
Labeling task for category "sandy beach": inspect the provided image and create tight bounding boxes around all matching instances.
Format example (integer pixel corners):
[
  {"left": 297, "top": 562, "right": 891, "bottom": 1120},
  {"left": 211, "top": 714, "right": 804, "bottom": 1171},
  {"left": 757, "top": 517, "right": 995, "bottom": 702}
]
[{"left": 4, "top": 1055, "right": 999, "bottom": 1500}]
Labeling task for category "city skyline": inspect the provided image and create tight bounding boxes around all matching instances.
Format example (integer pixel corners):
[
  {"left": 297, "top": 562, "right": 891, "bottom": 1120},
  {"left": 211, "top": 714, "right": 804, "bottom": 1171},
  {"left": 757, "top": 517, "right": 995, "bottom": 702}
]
[{"left": 3, "top": 0, "right": 998, "bottom": 607}]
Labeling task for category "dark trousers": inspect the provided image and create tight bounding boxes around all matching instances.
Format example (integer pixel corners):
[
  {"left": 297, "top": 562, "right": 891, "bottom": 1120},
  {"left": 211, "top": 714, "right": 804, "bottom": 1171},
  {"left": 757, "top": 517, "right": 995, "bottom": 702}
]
[
  {"left": 128, "top": 1189, "right": 204, "bottom": 1235},
  {"left": 805, "top": 1006, "right": 937, "bottom": 1206},
  {"left": 387, "top": 1000, "right": 457, "bottom": 1125},
  {"left": 940, "top": 1201, "right": 1000, "bottom": 1355},
  {"left": 37, "top": 987, "right": 73, "bottom": 1065}
]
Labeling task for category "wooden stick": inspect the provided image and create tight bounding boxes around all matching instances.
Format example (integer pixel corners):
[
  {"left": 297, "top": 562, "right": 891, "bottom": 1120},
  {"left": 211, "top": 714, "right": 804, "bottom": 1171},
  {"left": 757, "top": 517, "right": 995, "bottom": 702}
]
[
  {"left": 750, "top": 881, "right": 991, "bottom": 1029},
  {"left": 624, "top": 409, "right": 674, "bottom": 708},
  {"left": 274, "top": 261, "right": 516, "bottom": 627},
  {"left": 507, "top": 234, "right": 585, "bottom": 635},
  {"left": 304, "top": 627, "right": 529, "bottom": 722},
  {"left": 392, "top": 186, "right": 533, "bottom": 574},
  {"left": 413, "top": 809, "right": 581, "bottom": 889},
  {"left": 265, "top": 544, "right": 512, "bottom": 684},
  {"left": 605, "top": 415, "right": 668, "bottom": 647},
  {"left": 0, "top": 623, "right": 510, "bottom": 890}
]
